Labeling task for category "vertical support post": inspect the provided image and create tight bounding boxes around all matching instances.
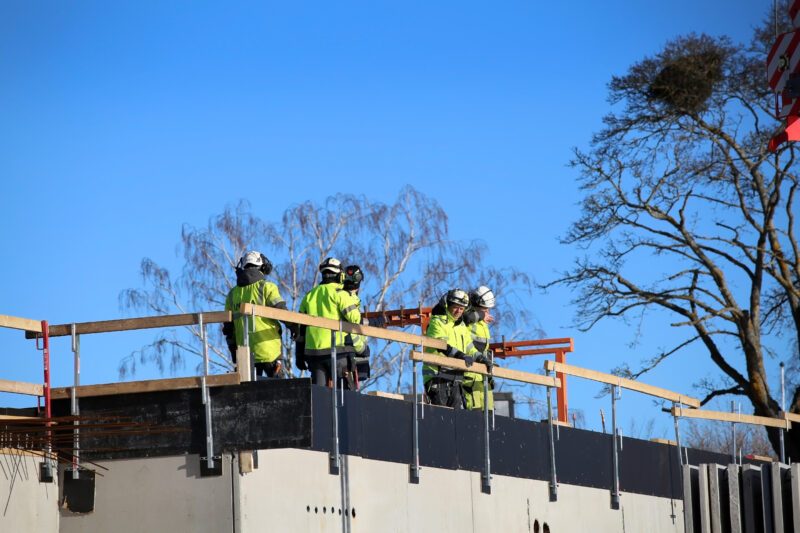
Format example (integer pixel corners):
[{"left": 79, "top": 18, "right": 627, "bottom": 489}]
[
  {"left": 555, "top": 349, "right": 568, "bottom": 423},
  {"left": 237, "top": 313, "right": 255, "bottom": 474},
  {"left": 71, "top": 324, "right": 80, "bottom": 480},
  {"left": 481, "top": 364, "right": 491, "bottom": 494},
  {"left": 611, "top": 385, "right": 621, "bottom": 509},
  {"left": 329, "top": 328, "right": 340, "bottom": 475},
  {"left": 780, "top": 362, "right": 786, "bottom": 464},
  {"left": 410, "top": 348, "right": 420, "bottom": 484},
  {"left": 37, "top": 320, "right": 53, "bottom": 483},
  {"left": 731, "top": 401, "right": 737, "bottom": 466},
  {"left": 546, "top": 369, "right": 558, "bottom": 501},
  {"left": 200, "top": 314, "right": 215, "bottom": 470}
]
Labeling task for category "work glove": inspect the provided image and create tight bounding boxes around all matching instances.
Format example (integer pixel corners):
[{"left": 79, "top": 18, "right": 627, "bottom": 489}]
[
  {"left": 443, "top": 344, "right": 460, "bottom": 357},
  {"left": 286, "top": 322, "right": 299, "bottom": 341},
  {"left": 476, "top": 354, "right": 493, "bottom": 372},
  {"left": 462, "top": 355, "right": 474, "bottom": 368}
]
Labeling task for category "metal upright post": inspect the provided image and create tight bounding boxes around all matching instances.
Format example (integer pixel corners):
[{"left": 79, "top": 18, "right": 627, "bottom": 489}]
[
  {"left": 673, "top": 401, "right": 684, "bottom": 469},
  {"left": 611, "top": 385, "right": 621, "bottom": 509},
  {"left": 41, "top": 320, "right": 53, "bottom": 482},
  {"left": 199, "top": 314, "right": 215, "bottom": 470},
  {"left": 71, "top": 324, "right": 81, "bottom": 480},
  {"left": 781, "top": 362, "right": 786, "bottom": 464},
  {"left": 329, "top": 328, "right": 340, "bottom": 475},
  {"left": 410, "top": 345, "right": 420, "bottom": 484},
  {"left": 481, "top": 367, "right": 492, "bottom": 494},
  {"left": 546, "top": 369, "right": 558, "bottom": 501},
  {"left": 731, "top": 401, "right": 737, "bottom": 465}
]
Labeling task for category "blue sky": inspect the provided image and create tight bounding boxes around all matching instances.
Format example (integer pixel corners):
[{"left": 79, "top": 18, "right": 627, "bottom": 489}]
[{"left": 0, "top": 1, "right": 776, "bottom": 436}]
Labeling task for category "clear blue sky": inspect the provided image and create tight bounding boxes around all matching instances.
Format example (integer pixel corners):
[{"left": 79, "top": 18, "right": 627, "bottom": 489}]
[{"left": 0, "top": 1, "right": 774, "bottom": 436}]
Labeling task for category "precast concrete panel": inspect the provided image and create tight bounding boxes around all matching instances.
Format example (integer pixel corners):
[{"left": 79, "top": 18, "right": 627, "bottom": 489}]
[
  {"left": 236, "top": 448, "right": 685, "bottom": 533},
  {"left": 0, "top": 451, "right": 59, "bottom": 533},
  {"left": 59, "top": 454, "right": 234, "bottom": 533}
]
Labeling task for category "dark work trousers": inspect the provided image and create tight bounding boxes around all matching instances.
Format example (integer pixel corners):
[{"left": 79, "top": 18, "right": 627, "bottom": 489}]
[
  {"left": 425, "top": 375, "right": 464, "bottom": 409},
  {"left": 308, "top": 355, "right": 351, "bottom": 387},
  {"left": 254, "top": 361, "right": 282, "bottom": 378}
]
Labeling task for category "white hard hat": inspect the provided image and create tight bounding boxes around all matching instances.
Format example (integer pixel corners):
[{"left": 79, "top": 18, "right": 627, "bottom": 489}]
[
  {"left": 319, "top": 257, "right": 342, "bottom": 275},
  {"left": 470, "top": 286, "right": 496, "bottom": 309},
  {"left": 238, "top": 251, "right": 264, "bottom": 270}
]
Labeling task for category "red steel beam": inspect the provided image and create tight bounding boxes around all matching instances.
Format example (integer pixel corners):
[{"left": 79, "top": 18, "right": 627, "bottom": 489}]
[{"left": 364, "top": 307, "right": 574, "bottom": 423}]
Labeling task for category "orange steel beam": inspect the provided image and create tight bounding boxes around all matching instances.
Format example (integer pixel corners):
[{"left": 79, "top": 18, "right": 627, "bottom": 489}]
[{"left": 363, "top": 307, "right": 574, "bottom": 423}]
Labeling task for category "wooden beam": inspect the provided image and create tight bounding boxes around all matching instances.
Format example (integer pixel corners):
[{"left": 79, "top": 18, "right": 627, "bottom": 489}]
[
  {"left": 781, "top": 411, "right": 800, "bottom": 423},
  {"left": 25, "top": 311, "right": 232, "bottom": 339},
  {"left": 672, "top": 406, "right": 790, "bottom": 429},
  {"left": 241, "top": 303, "right": 447, "bottom": 350},
  {"left": 0, "top": 314, "right": 42, "bottom": 333},
  {"left": 410, "top": 351, "right": 560, "bottom": 388},
  {"left": 544, "top": 360, "right": 700, "bottom": 407},
  {"left": 0, "top": 378, "right": 44, "bottom": 396},
  {"left": 50, "top": 373, "right": 240, "bottom": 400}
]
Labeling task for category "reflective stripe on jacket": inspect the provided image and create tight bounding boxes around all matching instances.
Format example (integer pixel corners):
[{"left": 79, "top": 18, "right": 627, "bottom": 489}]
[
  {"left": 299, "top": 282, "right": 361, "bottom": 356},
  {"left": 338, "top": 289, "right": 367, "bottom": 356},
  {"left": 469, "top": 320, "right": 491, "bottom": 354},
  {"left": 225, "top": 280, "right": 285, "bottom": 363}
]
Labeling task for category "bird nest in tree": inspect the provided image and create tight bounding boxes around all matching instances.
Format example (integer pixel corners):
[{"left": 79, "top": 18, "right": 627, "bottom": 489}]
[{"left": 648, "top": 50, "right": 724, "bottom": 113}]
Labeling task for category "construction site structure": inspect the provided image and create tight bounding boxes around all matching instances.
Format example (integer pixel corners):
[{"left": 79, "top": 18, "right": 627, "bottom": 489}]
[{"left": 1, "top": 308, "right": 799, "bottom": 532}]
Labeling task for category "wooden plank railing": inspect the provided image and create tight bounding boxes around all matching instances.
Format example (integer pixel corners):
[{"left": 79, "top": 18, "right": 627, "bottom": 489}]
[
  {"left": 411, "top": 352, "right": 560, "bottom": 388},
  {"left": 544, "top": 360, "right": 701, "bottom": 407}
]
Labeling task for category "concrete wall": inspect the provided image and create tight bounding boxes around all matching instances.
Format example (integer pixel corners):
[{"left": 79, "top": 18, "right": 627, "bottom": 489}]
[
  {"left": 55, "top": 448, "right": 684, "bottom": 532},
  {"left": 0, "top": 450, "right": 59, "bottom": 532},
  {"left": 59, "top": 454, "right": 234, "bottom": 533},
  {"left": 239, "top": 448, "right": 684, "bottom": 533}
]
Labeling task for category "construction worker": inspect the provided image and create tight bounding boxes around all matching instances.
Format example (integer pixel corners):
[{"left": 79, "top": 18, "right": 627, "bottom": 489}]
[
  {"left": 462, "top": 286, "right": 496, "bottom": 411},
  {"left": 423, "top": 288, "right": 478, "bottom": 408},
  {"left": 223, "top": 251, "right": 296, "bottom": 378},
  {"left": 338, "top": 265, "right": 370, "bottom": 389},
  {"left": 298, "top": 258, "right": 362, "bottom": 387}
]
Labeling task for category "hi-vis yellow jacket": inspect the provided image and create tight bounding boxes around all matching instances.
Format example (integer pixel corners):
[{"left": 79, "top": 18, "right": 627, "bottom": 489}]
[
  {"left": 225, "top": 279, "right": 286, "bottom": 364},
  {"left": 423, "top": 310, "right": 477, "bottom": 384},
  {"left": 299, "top": 282, "right": 361, "bottom": 356}
]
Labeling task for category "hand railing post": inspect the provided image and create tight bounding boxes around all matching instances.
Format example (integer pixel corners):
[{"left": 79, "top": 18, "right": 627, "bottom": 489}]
[
  {"left": 329, "top": 328, "right": 340, "bottom": 475},
  {"left": 71, "top": 324, "right": 80, "bottom": 479},
  {"left": 546, "top": 369, "right": 558, "bottom": 501}
]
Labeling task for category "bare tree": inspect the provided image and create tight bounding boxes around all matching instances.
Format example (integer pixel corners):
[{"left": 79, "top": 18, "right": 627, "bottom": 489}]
[
  {"left": 120, "top": 186, "right": 537, "bottom": 393},
  {"left": 545, "top": 7, "right": 800, "bottom": 457},
  {"left": 684, "top": 420, "right": 775, "bottom": 460}
]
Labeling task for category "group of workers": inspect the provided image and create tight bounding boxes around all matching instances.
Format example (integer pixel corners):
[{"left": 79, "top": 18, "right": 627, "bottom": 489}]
[{"left": 222, "top": 250, "right": 497, "bottom": 410}]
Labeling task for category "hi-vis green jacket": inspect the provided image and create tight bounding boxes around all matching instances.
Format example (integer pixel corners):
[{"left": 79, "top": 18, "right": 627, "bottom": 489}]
[
  {"left": 299, "top": 282, "right": 361, "bottom": 356},
  {"left": 225, "top": 279, "right": 286, "bottom": 364},
  {"left": 423, "top": 310, "right": 477, "bottom": 384}
]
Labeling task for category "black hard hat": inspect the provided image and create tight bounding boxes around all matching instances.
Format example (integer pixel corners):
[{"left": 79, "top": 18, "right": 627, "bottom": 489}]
[{"left": 343, "top": 265, "right": 364, "bottom": 289}]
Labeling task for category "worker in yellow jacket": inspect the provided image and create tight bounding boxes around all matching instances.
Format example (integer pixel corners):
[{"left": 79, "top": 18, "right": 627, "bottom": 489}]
[
  {"left": 462, "top": 286, "right": 496, "bottom": 410},
  {"left": 423, "top": 288, "right": 478, "bottom": 408},
  {"left": 223, "top": 251, "right": 295, "bottom": 378},
  {"left": 337, "top": 265, "right": 370, "bottom": 390},
  {"left": 298, "top": 258, "right": 362, "bottom": 386}
]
